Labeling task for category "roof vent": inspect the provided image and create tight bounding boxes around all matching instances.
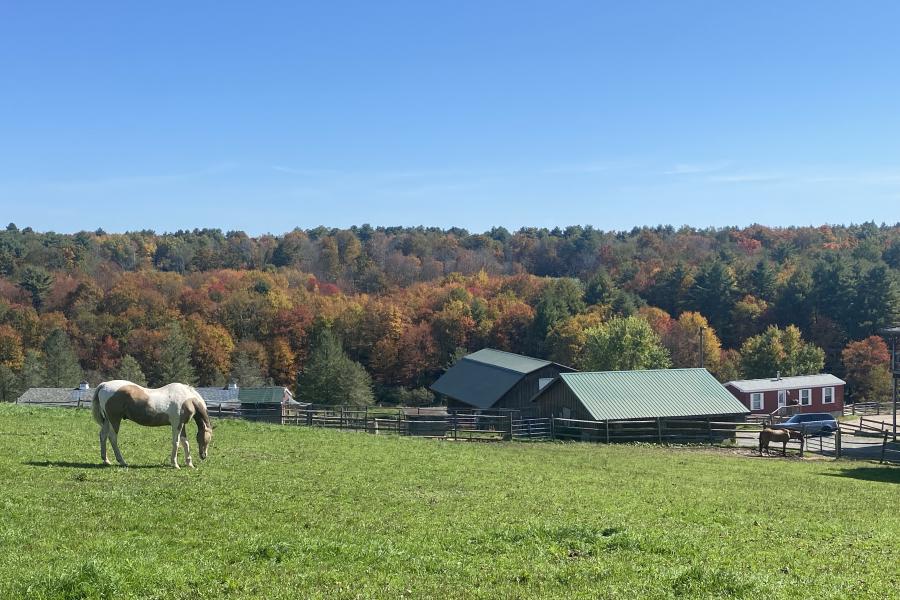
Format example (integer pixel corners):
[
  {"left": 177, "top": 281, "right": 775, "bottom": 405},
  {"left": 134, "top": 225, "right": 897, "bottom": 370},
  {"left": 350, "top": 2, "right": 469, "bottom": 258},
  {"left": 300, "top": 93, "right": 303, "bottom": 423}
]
[
  {"left": 226, "top": 380, "right": 239, "bottom": 390},
  {"left": 78, "top": 381, "right": 90, "bottom": 391}
]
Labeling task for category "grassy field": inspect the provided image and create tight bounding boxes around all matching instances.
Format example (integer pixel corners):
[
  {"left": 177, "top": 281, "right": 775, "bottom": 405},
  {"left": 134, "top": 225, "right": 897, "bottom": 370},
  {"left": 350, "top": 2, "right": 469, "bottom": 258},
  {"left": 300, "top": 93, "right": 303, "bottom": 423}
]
[{"left": 0, "top": 404, "right": 898, "bottom": 599}]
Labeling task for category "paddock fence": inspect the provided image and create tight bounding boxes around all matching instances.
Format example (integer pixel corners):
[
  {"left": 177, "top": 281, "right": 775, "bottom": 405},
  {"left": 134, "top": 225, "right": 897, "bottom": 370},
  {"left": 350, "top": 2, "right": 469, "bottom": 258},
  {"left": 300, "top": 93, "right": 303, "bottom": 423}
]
[{"left": 17, "top": 397, "right": 900, "bottom": 462}]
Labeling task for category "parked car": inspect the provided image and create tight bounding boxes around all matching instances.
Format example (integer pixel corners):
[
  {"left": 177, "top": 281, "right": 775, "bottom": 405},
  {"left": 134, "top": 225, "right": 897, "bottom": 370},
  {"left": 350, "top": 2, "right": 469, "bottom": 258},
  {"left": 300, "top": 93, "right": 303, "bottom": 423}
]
[{"left": 772, "top": 413, "right": 839, "bottom": 436}]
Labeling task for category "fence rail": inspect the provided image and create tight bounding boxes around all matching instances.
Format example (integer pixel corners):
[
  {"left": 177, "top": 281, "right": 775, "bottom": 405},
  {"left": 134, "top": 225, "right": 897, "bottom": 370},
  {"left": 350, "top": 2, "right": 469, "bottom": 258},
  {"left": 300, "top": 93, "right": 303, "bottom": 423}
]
[{"left": 17, "top": 398, "right": 900, "bottom": 462}]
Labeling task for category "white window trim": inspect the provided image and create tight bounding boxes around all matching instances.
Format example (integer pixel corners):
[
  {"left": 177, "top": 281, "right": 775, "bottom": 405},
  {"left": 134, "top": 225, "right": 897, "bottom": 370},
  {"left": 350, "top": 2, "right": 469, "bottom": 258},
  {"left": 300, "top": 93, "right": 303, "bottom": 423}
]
[
  {"left": 777, "top": 390, "right": 787, "bottom": 408},
  {"left": 800, "top": 388, "right": 812, "bottom": 406},
  {"left": 750, "top": 392, "right": 764, "bottom": 411},
  {"left": 822, "top": 386, "right": 835, "bottom": 404}
]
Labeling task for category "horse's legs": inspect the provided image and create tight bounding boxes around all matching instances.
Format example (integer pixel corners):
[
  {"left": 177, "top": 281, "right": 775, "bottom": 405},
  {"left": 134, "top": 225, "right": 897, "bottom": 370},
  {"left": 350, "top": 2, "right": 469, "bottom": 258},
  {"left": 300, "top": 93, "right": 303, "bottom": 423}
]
[
  {"left": 170, "top": 423, "right": 183, "bottom": 469},
  {"left": 783, "top": 441, "right": 788, "bottom": 456},
  {"left": 106, "top": 419, "right": 127, "bottom": 467},
  {"left": 99, "top": 421, "right": 111, "bottom": 465},
  {"left": 180, "top": 430, "right": 193, "bottom": 468}
]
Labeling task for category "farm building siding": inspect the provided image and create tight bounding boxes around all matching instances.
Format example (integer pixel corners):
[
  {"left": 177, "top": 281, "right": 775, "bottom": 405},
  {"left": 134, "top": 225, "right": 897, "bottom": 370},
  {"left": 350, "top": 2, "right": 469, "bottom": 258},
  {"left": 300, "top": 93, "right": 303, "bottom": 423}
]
[
  {"left": 725, "top": 383, "right": 844, "bottom": 417},
  {"left": 531, "top": 379, "right": 593, "bottom": 420},
  {"left": 493, "top": 364, "right": 572, "bottom": 413}
]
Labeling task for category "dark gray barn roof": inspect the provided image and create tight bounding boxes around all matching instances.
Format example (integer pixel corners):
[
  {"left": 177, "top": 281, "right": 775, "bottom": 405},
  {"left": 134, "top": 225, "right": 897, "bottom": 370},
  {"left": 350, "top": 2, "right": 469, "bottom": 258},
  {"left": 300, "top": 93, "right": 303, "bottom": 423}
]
[{"left": 430, "top": 348, "right": 570, "bottom": 410}]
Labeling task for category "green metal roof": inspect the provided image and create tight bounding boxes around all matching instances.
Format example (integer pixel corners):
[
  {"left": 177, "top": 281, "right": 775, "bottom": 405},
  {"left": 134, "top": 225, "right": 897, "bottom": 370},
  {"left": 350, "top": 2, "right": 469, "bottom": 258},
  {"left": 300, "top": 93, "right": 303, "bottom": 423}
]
[
  {"left": 237, "top": 387, "right": 289, "bottom": 404},
  {"left": 554, "top": 368, "right": 749, "bottom": 421},
  {"left": 464, "top": 348, "right": 552, "bottom": 374}
]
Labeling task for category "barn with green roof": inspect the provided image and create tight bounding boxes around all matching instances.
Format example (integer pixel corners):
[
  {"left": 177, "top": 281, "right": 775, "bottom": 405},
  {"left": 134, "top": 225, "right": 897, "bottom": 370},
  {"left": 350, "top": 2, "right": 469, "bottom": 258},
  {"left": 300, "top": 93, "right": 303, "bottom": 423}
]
[
  {"left": 532, "top": 368, "right": 749, "bottom": 422},
  {"left": 430, "top": 348, "right": 575, "bottom": 413}
]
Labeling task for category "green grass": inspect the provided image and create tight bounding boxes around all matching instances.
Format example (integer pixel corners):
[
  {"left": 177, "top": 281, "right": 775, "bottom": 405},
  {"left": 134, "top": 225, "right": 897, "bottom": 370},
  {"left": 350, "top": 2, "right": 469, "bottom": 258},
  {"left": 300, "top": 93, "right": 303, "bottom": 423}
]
[{"left": 1, "top": 404, "right": 898, "bottom": 600}]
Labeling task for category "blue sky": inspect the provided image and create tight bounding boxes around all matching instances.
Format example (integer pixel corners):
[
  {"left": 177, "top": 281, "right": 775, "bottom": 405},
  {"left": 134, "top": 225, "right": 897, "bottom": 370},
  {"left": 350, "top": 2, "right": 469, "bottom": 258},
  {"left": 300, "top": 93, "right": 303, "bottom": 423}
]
[{"left": 1, "top": 1, "right": 899, "bottom": 234}]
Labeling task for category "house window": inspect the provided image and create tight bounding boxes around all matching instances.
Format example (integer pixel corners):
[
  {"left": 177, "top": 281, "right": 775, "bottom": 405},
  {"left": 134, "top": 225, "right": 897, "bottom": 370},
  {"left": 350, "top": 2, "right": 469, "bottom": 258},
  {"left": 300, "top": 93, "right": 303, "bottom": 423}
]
[
  {"left": 538, "top": 378, "right": 554, "bottom": 391},
  {"left": 800, "top": 389, "right": 812, "bottom": 406},
  {"left": 777, "top": 390, "right": 787, "bottom": 408},
  {"left": 750, "top": 392, "right": 764, "bottom": 411},
  {"left": 823, "top": 387, "right": 834, "bottom": 404}
]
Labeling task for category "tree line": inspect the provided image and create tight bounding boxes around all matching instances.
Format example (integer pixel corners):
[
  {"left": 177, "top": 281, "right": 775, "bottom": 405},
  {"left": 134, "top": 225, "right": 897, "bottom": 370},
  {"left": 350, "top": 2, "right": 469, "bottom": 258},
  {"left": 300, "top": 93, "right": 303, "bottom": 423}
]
[{"left": 0, "top": 222, "right": 898, "bottom": 405}]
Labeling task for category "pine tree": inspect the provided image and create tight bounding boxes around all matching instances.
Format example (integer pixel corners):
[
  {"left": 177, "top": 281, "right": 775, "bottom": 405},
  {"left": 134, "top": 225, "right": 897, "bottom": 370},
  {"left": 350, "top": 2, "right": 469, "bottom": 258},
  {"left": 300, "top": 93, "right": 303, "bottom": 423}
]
[
  {"left": 0, "top": 365, "right": 22, "bottom": 402},
  {"left": 297, "top": 329, "right": 373, "bottom": 406},
  {"left": 18, "top": 265, "right": 54, "bottom": 309},
  {"left": 20, "top": 350, "right": 46, "bottom": 388},
  {"left": 230, "top": 350, "right": 265, "bottom": 387},
  {"left": 156, "top": 323, "right": 196, "bottom": 385},
  {"left": 42, "top": 329, "right": 82, "bottom": 387},
  {"left": 116, "top": 354, "right": 148, "bottom": 386}
]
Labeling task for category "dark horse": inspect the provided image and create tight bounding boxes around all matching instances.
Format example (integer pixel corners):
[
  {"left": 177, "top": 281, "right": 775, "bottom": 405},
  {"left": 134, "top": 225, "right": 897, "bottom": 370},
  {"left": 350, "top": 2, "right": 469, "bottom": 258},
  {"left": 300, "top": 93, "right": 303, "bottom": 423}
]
[{"left": 758, "top": 427, "right": 804, "bottom": 456}]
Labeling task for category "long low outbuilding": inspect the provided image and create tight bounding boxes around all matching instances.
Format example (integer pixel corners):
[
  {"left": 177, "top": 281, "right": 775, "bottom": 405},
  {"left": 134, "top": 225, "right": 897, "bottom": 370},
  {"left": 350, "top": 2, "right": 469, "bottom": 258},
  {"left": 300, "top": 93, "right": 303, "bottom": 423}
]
[{"left": 532, "top": 368, "right": 750, "bottom": 422}]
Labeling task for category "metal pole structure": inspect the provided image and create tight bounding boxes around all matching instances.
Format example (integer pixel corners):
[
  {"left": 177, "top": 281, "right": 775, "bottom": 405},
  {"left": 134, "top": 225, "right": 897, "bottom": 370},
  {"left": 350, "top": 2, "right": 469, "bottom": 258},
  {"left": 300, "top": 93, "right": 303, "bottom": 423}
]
[
  {"left": 893, "top": 335, "right": 897, "bottom": 441},
  {"left": 699, "top": 327, "right": 706, "bottom": 369}
]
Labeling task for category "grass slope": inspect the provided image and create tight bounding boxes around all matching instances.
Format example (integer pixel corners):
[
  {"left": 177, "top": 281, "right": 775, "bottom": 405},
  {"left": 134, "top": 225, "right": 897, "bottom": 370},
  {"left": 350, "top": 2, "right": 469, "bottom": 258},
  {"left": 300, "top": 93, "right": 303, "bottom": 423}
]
[{"left": 0, "top": 404, "right": 898, "bottom": 600}]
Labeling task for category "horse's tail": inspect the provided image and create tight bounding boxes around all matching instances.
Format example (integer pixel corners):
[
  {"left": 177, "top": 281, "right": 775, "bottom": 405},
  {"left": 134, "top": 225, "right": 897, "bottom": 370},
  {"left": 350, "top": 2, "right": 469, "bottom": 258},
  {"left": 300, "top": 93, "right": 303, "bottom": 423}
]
[{"left": 90, "top": 386, "right": 104, "bottom": 426}]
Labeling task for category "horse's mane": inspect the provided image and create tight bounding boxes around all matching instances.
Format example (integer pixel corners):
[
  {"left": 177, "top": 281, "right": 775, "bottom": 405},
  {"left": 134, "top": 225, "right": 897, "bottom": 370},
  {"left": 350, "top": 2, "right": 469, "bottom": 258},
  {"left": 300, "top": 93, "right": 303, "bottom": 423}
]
[{"left": 191, "top": 390, "right": 211, "bottom": 431}]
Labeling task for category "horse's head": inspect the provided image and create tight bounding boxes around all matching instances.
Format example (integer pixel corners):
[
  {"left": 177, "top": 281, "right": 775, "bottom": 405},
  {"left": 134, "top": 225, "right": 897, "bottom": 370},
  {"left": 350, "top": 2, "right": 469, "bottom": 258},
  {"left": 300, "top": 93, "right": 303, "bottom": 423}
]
[{"left": 197, "top": 425, "right": 212, "bottom": 459}]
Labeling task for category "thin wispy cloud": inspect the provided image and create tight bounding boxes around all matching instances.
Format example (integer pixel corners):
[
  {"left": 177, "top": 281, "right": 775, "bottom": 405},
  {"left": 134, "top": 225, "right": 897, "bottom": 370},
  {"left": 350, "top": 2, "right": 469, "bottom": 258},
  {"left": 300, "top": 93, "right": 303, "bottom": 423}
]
[
  {"left": 544, "top": 160, "right": 634, "bottom": 175},
  {"left": 271, "top": 166, "right": 341, "bottom": 176},
  {"left": 706, "top": 173, "right": 784, "bottom": 184},
  {"left": 662, "top": 161, "right": 731, "bottom": 175},
  {"left": 43, "top": 163, "right": 237, "bottom": 192}
]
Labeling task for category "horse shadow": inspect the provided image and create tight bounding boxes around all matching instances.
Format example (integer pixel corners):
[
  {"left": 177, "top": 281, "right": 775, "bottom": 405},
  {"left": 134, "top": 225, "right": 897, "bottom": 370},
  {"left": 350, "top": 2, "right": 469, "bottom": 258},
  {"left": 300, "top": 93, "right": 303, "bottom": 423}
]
[{"left": 25, "top": 460, "right": 166, "bottom": 470}]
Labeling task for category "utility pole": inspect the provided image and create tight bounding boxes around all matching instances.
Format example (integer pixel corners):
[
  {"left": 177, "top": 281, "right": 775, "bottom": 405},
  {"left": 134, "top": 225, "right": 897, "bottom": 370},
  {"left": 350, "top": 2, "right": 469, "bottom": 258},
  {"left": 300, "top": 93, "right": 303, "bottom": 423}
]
[{"left": 699, "top": 327, "right": 706, "bottom": 369}]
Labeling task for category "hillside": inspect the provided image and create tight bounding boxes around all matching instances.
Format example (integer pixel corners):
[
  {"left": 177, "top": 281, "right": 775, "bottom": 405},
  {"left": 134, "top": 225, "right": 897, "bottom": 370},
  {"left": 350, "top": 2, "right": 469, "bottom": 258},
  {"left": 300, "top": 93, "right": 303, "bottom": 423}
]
[
  {"left": 1, "top": 404, "right": 897, "bottom": 599},
  {"left": 1, "top": 223, "right": 899, "bottom": 405}
]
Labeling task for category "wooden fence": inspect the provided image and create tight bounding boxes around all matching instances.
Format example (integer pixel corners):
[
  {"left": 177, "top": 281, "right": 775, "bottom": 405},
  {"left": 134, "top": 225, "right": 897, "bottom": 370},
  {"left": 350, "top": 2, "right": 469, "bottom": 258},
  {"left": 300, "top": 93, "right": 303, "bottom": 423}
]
[
  {"left": 19, "top": 399, "right": 900, "bottom": 462},
  {"left": 843, "top": 402, "right": 897, "bottom": 416}
]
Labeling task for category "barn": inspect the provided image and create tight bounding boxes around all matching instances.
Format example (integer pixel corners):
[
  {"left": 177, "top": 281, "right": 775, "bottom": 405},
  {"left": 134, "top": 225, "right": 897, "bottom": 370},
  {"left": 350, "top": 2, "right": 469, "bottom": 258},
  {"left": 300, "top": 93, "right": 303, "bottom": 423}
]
[
  {"left": 532, "top": 368, "right": 749, "bottom": 421},
  {"left": 724, "top": 374, "right": 846, "bottom": 417},
  {"left": 430, "top": 348, "right": 574, "bottom": 414}
]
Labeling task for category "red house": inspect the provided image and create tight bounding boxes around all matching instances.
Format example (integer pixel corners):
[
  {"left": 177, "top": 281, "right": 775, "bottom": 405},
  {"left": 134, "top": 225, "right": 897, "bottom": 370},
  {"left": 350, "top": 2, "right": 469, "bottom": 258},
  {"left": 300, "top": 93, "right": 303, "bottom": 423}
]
[{"left": 724, "top": 374, "right": 845, "bottom": 417}]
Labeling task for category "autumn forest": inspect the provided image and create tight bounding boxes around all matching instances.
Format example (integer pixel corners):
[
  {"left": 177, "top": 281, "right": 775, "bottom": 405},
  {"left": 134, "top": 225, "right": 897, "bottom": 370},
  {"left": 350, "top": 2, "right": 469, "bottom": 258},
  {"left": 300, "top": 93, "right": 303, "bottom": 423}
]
[{"left": 0, "top": 222, "right": 898, "bottom": 405}]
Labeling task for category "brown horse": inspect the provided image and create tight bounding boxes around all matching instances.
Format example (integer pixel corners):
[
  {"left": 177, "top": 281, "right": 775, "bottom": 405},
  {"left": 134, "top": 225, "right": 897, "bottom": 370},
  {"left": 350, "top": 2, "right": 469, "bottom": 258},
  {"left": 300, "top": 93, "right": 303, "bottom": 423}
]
[{"left": 758, "top": 427, "right": 804, "bottom": 456}]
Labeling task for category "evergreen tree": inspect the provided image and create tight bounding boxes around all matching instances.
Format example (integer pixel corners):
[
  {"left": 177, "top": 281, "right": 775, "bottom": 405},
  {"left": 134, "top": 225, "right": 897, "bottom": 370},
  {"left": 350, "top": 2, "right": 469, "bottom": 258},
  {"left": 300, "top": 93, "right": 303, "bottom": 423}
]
[
  {"left": 116, "top": 354, "right": 148, "bottom": 386},
  {"left": 42, "top": 329, "right": 82, "bottom": 387},
  {"left": 773, "top": 270, "right": 814, "bottom": 331},
  {"left": 230, "top": 349, "right": 265, "bottom": 387},
  {"left": 749, "top": 261, "right": 778, "bottom": 302},
  {"left": 297, "top": 329, "right": 374, "bottom": 406},
  {"left": 852, "top": 265, "right": 900, "bottom": 338},
  {"left": 20, "top": 350, "right": 47, "bottom": 388},
  {"left": 0, "top": 365, "right": 22, "bottom": 402},
  {"left": 530, "top": 278, "right": 585, "bottom": 352},
  {"left": 18, "top": 265, "right": 54, "bottom": 309},
  {"left": 156, "top": 322, "right": 196, "bottom": 385},
  {"left": 688, "top": 260, "right": 738, "bottom": 341}
]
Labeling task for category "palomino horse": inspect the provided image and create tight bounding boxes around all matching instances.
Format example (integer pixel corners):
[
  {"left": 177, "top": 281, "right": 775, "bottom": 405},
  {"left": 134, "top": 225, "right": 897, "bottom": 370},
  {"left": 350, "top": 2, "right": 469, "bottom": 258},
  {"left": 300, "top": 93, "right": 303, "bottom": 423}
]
[
  {"left": 758, "top": 427, "right": 804, "bottom": 456},
  {"left": 91, "top": 380, "right": 212, "bottom": 468}
]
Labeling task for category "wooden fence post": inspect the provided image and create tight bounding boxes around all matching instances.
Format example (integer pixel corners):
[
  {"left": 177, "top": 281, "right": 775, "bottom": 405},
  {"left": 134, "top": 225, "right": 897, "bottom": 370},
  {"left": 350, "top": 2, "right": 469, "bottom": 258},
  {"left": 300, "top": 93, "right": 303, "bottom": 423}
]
[
  {"left": 397, "top": 411, "right": 402, "bottom": 435},
  {"left": 657, "top": 418, "right": 663, "bottom": 444},
  {"left": 605, "top": 420, "right": 610, "bottom": 444},
  {"left": 835, "top": 428, "right": 842, "bottom": 458},
  {"left": 550, "top": 417, "right": 555, "bottom": 440},
  {"left": 881, "top": 432, "right": 889, "bottom": 464}
]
